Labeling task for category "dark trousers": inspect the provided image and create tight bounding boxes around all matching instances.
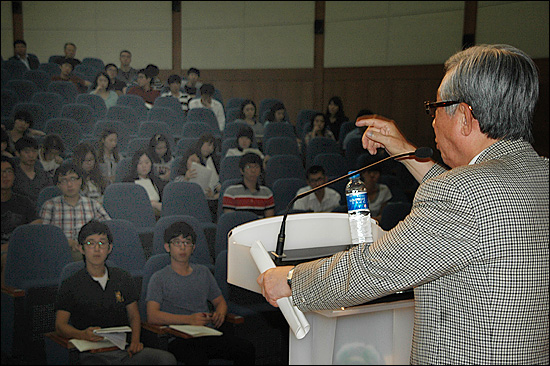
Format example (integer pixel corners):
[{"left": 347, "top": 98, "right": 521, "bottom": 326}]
[{"left": 168, "top": 331, "right": 255, "bottom": 365}]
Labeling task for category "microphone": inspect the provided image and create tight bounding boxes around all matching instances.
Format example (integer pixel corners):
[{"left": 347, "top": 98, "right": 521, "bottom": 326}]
[{"left": 271, "top": 147, "right": 433, "bottom": 265}]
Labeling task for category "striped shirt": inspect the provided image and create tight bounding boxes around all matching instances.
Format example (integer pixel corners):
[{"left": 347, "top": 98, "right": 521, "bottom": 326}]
[
  {"left": 39, "top": 195, "right": 111, "bottom": 241},
  {"left": 222, "top": 183, "right": 274, "bottom": 218}
]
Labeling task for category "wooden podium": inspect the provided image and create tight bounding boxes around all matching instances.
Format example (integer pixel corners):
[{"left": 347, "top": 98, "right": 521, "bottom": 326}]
[{"left": 227, "top": 213, "right": 414, "bottom": 364}]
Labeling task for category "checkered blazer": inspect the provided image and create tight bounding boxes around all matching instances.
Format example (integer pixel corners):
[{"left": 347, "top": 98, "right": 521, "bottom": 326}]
[{"left": 292, "top": 139, "right": 549, "bottom": 364}]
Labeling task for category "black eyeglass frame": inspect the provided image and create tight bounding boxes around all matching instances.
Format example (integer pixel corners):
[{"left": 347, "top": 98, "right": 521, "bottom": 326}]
[{"left": 424, "top": 100, "right": 476, "bottom": 119}]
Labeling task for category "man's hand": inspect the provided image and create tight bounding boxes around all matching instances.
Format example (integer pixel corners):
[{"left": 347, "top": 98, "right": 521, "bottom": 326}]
[
  {"left": 257, "top": 266, "right": 294, "bottom": 307},
  {"left": 356, "top": 114, "right": 414, "bottom": 156},
  {"left": 189, "top": 312, "right": 211, "bottom": 326},
  {"left": 127, "top": 341, "right": 143, "bottom": 358},
  {"left": 82, "top": 326, "right": 104, "bottom": 342}
]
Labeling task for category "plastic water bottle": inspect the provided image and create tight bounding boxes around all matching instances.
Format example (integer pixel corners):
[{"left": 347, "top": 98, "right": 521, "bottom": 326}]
[{"left": 346, "top": 172, "right": 373, "bottom": 245}]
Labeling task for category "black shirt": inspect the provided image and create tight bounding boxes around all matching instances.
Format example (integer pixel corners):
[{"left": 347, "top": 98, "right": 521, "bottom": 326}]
[{"left": 55, "top": 266, "right": 138, "bottom": 330}]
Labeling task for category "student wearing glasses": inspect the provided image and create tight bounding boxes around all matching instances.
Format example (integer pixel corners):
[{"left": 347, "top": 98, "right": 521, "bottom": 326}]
[
  {"left": 40, "top": 163, "right": 111, "bottom": 261},
  {"left": 54, "top": 220, "right": 177, "bottom": 365},
  {"left": 292, "top": 165, "right": 341, "bottom": 213},
  {"left": 145, "top": 221, "right": 255, "bottom": 365}
]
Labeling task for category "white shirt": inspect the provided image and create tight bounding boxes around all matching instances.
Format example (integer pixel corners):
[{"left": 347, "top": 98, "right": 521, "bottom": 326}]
[
  {"left": 188, "top": 98, "right": 226, "bottom": 131},
  {"left": 135, "top": 178, "right": 160, "bottom": 201},
  {"left": 293, "top": 186, "right": 341, "bottom": 212}
]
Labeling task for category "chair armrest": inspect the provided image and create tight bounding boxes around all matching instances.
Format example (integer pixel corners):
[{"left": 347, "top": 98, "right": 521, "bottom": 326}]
[
  {"left": 1, "top": 284, "right": 25, "bottom": 297},
  {"left": 226, "top": 313, "right": 244, "bottom": 325},
  {"left": 141, "top": 322, "right": 170, "bottom": 334}
]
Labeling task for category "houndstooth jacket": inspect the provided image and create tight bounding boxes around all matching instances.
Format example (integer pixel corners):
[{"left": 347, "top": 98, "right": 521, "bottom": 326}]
[{"left": 292, "top": 139, "right": 549, "bottom": 364}]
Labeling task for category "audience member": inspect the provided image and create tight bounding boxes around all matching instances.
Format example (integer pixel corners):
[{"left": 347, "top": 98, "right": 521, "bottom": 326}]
[
  {"left": 55, "top": 220, "right": 177, "bottom": 365},
  {"left": 233, "top": 99, "right": 264, "bottom": 140},
  {"left": 12, "top": 136, "right": 53, "bottom": 204},
  {"left": 51, "top": 42, "right": 81, "bottom": 68},
  {"left": 325, "top": 96, "right": 349, "bottom": 141},
  {"left": 40, "top": 163, "right": 111, "bottom": 261},
  {"left": 189, "top": 84, "right": 226, "bottom": 132},
  {"left": 51, "top": 58, "right": 91, "bottom": 93},
  {"left": 9, "top": 39, "right": 40, "bottom": 70},
  {"left": 104, "top": 63, "right": 127, "bottom": 96},
  {"left": 182, "top": 67, "right": 202, "bottom": 97},
  {"left": 6, "top": 110, "right": 46, "bottom": 154},
  {"left": 356, "top": 161, "right": 392, "bottom": 222},
  {"left": 126, "top": 68, "right": 161, "bottom": 109},
  {"left": 90, "top": 71, "right": 118, "bottom": 109},
  {"left": 38, "top": 133, "right": 65, "bottom": 178},
  {"left": 160, "top": 74, "right": 192, "bottom": 112},
  {"left": 147, "top": 133, "right": 174, "bottom": 182},
  {"left": 116, "top": 50, "right": 138, "bottom": 86},
  {"left": 97, "top": 129, "right": 120, "bottom": 184},
  {"left": 1, "top": 127, "right": 14, "bottom": 158},
  {"left": 1, "top": 155, "right": 40, "bottom": 286},
  {"left": 222, "top": 153, "right": 275, "bottom": 218},
  {"left": 145, "top": 221, "right": 255, "bottom": 365},
  {"left": 264, "top": 102, "right": 288, "bottom": 125},
  {"left": 72, "top": 142, "right": 108, "bottom": 204},
  {"left": 122, "top": 147, "right": 166, "bottom": 217},
  {"left": 225, "top": 125, "right": 265, "bottom": 162},
  {"left": 174, "top": 134, "right": 221, "bottom": 219},
  {"left": 303, "top": 112, "right": 335, "bottom": 146},
  {"left": 145, "top": 64, "right": 164, "bottom": 91},
  {"left": 292, "top": 165, "right": 341, "bottom": 213}
]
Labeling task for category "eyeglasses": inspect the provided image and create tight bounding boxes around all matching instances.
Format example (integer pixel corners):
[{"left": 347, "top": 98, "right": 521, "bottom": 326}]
[
  {"left": 58, "top": 176, "right": 80, "bottom": 185},
  {"left": 169, "top": 239, "right": 194, "bottom": 248},
  {"left": 83, "top": 241, "right": 109, "bottom": 249},
  {"left": 1, "top": 168, "right": 15, "bottom": 175},
  {"left": 244, "top": 164, "right": 260, "bottom": 170},
  {"left": 424, "top": 100, "right": 476, "bottom": 119}
]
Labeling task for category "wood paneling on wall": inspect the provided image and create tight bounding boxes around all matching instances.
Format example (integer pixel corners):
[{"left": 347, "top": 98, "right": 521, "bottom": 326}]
[{"left": 183, "top": 58, "right": 548, "bottom": 160}]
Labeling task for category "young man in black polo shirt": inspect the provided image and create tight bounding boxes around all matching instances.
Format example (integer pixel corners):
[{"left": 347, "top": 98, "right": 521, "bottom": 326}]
[{"left": 54, "top": 220, "right": 176, "bottom": 365}]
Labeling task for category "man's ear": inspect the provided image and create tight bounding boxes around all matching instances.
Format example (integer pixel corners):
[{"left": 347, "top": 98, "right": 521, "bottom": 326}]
[
  {"left": 164, "top": 242, "right": 170, "bottom": 253},
  {"left": 460, "top": 103, "right": 474, "bottom": 136}
]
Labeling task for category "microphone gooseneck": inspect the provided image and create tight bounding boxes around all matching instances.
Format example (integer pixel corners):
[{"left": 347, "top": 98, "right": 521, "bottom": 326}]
[{"left": 271, "top": 147, "right": 433, "bottom": 265}]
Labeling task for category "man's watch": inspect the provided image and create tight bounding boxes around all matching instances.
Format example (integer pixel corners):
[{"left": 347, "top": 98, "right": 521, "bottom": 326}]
[{"left": 287, "top": 267, "right": 296, "bottom": 288}]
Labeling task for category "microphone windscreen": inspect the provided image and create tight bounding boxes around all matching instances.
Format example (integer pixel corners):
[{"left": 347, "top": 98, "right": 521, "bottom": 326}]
[{"left": 414, "top": 147, "right": 433, "bottom": 159}]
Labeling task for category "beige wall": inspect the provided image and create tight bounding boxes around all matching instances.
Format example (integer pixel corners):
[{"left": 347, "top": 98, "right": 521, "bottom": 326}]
[{"left": 2, "top": 1, "right": 547, "bottom": 68}]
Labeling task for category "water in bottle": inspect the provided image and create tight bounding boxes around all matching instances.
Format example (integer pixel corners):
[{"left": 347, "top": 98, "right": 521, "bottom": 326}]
[{"left": 346, "top": 172, "right": 373, "bottom": 245}]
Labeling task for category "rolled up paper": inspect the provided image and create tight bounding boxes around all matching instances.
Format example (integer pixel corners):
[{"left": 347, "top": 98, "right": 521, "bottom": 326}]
[{"left": 250, "top": 240, "right": 311, "bottom": 339}]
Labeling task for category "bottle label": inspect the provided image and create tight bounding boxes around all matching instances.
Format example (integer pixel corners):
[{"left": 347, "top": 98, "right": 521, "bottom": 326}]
[{"left": 346, "top": 192, "right": 369, "bottom": 212}]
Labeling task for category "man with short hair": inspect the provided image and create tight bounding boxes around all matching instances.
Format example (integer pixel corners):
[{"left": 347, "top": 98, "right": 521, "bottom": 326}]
[
  {"left": 126, "top": 69, "right": 161, "bottom": 108},
  {"left": 160, "top": 74, "right": 192, "bottom": 111},
  {"left": 55, "top": 220, "right": 177, "bottom": 365},
  {"left": 188, "top": 83, "right": 226, "bottom": 132},
  {"left": 117, "top": 50, "right": 138, "bottom": 86},
  {"left": 222, "top": 153, "right": 274, "bottom": 218},
  {"left": 40, "top": 163, "right": 111, "bottom": 261},
  {"left": 182, "top": 67, "right": 202, "bottom": 96},
  {"left": 292, "top": 165, "right": 341, "bottom": 212},
  {"left": 146, "top": 221, "right": 255, "bottom": 365},
  {"left": 9, "top": 39, "right": 40, "bottom": 70},
  {"left": 51, "top": 58, "right": 91, "bottom": 93},
  {"left": 12, "top": 136, "right": 53, "bottom": 204}
]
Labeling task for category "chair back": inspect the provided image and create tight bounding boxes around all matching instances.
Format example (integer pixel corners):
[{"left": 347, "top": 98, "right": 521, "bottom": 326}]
[
  {"left": 6, "top": 79, "right": 38, "bottom": 102},
  {"left": 296, "top": 109, "right": 320, "bottom": 140},
  {"left": 1, "top": 89, "right": 18, "bottom": 119},
  {"left": 137, "top": 121, "right": 173, "bottom": 145},
  {"left": 104, "top": 219, "right": 146, "bottom": 277},
  {"left": 379, "top": 201, "right": 412, "bottom": 231},
  {"left": 217, "top": 178, "right": 242, "bottom": 220},
  {"left": 225, "top": 107, "right": 241, "bottom": 125},
  {"left": 305, "top": 136, "right": 340, "bottom": 168},
  {"left": 31, "top": 91, "right": 64, "bottom": 121},
  {"left": 271, "top": 177, "right": 307, "bottom": 214},
  {"left": 43, "top": 117, "right": 83, "bottom": 154},
  {"left": 103, "top": 183, "right": 157, "bottom": 230},
  {"left": 23, "top": 69, "right": 50, "bottom": 91},
  {"left": 147, "top": 106, "right": 183, "bottom": 137},
  {"left": 124, "top": 137, "right": 150, "bottom": 157},
  {"left": 61, "top": 103, "right": 96, "bottom": 135},
  {"left": 4, "top": 224, "right": 71, "bottom": 290},
  {"left": 11, "top": 102, "right": 47, "bottom": 130},
  {"left": 47, "top": 81, "right": 78, "bottom": 104},
  {"left": 106, "top": 105, "right": 140, "bottom": 135},
  {"left": 161, "top": 181, "right": 213, "bottom": 223},
  {"left": 175, "top": 137, "right": 198, "bottom": 156},
  {"left": 116, "top": 94, "right": 148, "bottom": 121},
  {"left": 153, "top": 96, "right": 186, "bottom": 121},
  {"left": 222, "top": 120, "right": 248, "bottom": 141},
  {"left": 263, "top": 122, "right": 296, "bottom": 143},
  {"left": 218, "top": 155, "right": 243, "bottom": 183},
  {"left": 36, "top": 185, "right": 62, "bottom": 212},
  {"left": 38, "top": 62, "right": 61, "bottom": 78},
  {"left": 226, "top": 97, "right": 246, "bottom": 110},
  {"left": 181, "top": 121, "right": 216, "bottom": 138},
  {"left": 312, "top": 152, "right": 349, "bottom": 178},
  {"left": 186, "top": 107, "right": 220, "bottom": 136},
  {"left": 264, "top": 136, "right": 300, "bottom": 157},
  {"left": 265, "top": 154, "right": 306, "bottom": 188},
  {"left": 76, "top": 93, "right": 107, "bottom": 121},
  {"left": 215, "top": 211, "right": 258, "bottom": 259}
]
